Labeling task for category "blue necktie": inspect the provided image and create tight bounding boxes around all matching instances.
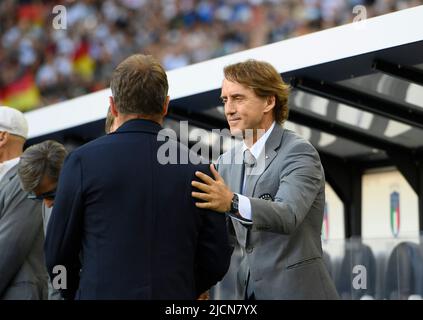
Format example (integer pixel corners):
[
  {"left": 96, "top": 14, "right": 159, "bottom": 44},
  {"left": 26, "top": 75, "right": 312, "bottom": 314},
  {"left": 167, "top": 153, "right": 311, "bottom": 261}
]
[{"left": 242, "top": 149, "right": 256, "bottom": 195}]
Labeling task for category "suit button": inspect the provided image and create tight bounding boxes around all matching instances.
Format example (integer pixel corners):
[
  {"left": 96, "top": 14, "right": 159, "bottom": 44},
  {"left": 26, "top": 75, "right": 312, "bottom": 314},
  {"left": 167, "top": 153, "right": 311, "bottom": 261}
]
[{"left": 246, "top": 246, "right": 253, "bottom": 254}]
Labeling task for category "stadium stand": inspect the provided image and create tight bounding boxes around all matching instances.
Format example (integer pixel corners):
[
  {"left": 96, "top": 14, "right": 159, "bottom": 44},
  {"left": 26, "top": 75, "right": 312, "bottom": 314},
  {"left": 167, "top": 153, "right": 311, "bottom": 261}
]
[{"left": 1, "top": 0, "right": 422, "bottom": 111}]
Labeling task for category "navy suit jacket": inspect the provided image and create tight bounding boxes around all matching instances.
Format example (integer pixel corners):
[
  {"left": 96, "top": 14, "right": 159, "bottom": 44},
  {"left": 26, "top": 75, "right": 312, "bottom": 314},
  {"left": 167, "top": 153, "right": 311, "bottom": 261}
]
[{"left": 45, "top": 119, "right": 231, "bottom": 299}]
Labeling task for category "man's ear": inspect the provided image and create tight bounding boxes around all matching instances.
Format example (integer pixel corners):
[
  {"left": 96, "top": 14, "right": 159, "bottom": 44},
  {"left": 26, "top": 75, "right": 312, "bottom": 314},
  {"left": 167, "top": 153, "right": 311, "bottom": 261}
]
[
  {"left": 110, "top": 96, "right": 118, "bottom": 117},
  {"left": 162, "top": 96, "right": 170, "bottom": 116},
  {"left": 0, "top": 131, "right": 9, "bottom": 148},
  {"left": 263, "top": 96, "right": 276, "bottom": 113}
]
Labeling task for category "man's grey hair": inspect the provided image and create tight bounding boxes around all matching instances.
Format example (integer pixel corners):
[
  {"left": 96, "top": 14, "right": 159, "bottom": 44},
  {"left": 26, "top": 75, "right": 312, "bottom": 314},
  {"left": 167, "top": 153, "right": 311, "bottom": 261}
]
[{"left": 18, "top": 140, "right": 67, "bottom": 192}]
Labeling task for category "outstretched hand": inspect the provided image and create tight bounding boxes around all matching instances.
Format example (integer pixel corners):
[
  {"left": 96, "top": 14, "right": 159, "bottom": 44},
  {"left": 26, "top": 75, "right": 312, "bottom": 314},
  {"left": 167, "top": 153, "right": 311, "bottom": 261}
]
[{"left": 191, "top": 164, "right": 234, "bottom": 213}]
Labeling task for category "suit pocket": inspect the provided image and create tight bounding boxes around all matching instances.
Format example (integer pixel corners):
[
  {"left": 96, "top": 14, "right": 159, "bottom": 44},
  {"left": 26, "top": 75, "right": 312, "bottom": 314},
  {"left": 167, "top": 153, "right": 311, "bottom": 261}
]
[
  {"left": 286, "top": 257, "right": 321, "bottom": 270},
  {"left": 282, "top": 258, "right": 328, "bottom": 299}
]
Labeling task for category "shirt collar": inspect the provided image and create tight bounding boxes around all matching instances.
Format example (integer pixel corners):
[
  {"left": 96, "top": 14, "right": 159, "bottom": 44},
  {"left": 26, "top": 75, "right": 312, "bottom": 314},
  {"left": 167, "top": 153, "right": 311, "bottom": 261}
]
[
  {"left": 1, "top": 157, "right": 20, "bottom": 166},
  {"left": 0, "top": 157, "right": 20, "bottom": 181},
  {"left": 241, "top": 121, "right": 276, "bottom": 159}
]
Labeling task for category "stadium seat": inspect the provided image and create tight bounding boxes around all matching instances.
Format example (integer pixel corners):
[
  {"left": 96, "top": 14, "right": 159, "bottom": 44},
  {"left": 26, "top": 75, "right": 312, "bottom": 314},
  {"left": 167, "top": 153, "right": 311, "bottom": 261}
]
[{"left": 384, "top": 242, "right": 423, "bottom": 300}]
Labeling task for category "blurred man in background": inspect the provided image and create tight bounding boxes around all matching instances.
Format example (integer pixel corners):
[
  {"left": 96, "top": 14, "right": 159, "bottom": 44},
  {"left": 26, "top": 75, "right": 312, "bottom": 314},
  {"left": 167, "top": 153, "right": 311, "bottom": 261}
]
[
  {"left": 18, "top": 140, "right": 67, "bottom": 300},
  {"left": 0, "top": 106, "right": 48, "bottom": 300}
]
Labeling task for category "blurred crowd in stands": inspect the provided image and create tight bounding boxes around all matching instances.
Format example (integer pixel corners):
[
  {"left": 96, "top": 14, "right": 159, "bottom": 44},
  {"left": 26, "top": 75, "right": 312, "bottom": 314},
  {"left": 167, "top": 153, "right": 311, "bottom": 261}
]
[{"left": 1, "top": 0, "right": 422, "bottom": 111}]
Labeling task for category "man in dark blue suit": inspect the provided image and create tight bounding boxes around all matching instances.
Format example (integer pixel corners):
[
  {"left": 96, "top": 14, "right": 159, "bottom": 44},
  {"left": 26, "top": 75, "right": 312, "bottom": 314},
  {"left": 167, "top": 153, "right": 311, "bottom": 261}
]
[{"left": 45, "top": 54, "right": 231, "bottom": 300}]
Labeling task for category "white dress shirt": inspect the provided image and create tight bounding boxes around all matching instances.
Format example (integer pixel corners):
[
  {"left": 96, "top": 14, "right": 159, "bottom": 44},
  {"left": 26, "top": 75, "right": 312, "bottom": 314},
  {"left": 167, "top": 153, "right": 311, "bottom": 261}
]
[
  {"left": 0, "top": 157, "right": 20, "bottom": 182},
  {"left": 236, "top": 122, "right": 275, "bottom": 221}
]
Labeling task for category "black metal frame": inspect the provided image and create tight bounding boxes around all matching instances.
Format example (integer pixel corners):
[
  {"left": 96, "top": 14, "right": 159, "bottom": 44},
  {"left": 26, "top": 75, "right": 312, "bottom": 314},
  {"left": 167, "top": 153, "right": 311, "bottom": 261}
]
[
  {"left": 373, "top": 59, "right": 423, "bottom": 87},
  {"left": 319, "top": 152, "right": 363, "bottom": 238},
  {"left": 292, "top": 77, "right": 423, "bottom": 130},
  {"left": 288, "top": 108, "right": 409, "bottom": 154}
]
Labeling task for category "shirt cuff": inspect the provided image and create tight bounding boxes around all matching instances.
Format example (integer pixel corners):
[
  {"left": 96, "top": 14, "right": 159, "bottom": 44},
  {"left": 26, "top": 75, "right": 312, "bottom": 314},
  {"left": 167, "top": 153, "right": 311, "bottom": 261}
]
[{"left": 236, "top": 193, "right": 252, "bottom": 221}]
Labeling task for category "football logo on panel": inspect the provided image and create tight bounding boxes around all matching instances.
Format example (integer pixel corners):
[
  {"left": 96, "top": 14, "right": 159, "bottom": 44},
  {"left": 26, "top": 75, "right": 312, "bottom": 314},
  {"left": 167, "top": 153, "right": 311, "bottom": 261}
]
[{"left": 390, "top": 191, "right": 400, "bottom": 238}]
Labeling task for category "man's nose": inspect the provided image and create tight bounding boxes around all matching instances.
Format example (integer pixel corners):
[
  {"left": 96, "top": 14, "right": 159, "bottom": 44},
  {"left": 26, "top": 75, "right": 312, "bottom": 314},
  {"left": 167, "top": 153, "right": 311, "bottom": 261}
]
[{"left": 225, "top": 101, "right": 236, "bottom": 115}]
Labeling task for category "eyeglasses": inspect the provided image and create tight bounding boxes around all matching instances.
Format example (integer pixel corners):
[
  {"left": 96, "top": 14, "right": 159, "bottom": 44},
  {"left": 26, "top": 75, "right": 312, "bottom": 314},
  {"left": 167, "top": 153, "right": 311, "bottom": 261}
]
[{"left": 28, "top": 189, "right": 56, "bottom": 201}]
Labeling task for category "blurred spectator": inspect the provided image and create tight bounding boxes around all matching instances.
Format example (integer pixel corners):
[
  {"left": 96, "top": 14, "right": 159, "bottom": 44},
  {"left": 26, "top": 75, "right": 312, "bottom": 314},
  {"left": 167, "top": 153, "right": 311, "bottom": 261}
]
[
  {"left": 0, "top": 106, "right": 48, "bottom": 300},
  {"left": 1, "top": 0, "right": 422, "bottom": 111},
  {"left": 18, "top": 140, "right": 67, "bottom": 300}
]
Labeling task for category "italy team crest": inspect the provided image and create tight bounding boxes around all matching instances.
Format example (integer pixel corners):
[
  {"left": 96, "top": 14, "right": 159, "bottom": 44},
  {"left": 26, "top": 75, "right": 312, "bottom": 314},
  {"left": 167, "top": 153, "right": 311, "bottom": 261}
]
[{"left": 390, "top": 191, "right": 400, "bottom": 237}]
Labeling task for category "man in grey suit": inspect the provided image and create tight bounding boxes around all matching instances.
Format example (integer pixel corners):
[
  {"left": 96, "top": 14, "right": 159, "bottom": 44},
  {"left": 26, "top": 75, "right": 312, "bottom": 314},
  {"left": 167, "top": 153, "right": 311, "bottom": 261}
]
[
  {"left": 0, "top": 106, "right": 48, "bottom": 299},
  {"left": 18, "top": 140, "right": 67, "bottom": 300},
  {"left": 192, "top": 60, "right": 339, "bottom": 299}
]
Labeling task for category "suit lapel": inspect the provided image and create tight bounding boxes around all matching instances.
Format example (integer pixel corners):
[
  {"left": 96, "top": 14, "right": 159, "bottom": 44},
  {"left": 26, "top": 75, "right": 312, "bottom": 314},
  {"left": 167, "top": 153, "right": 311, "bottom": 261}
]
[
  {"left": 0, "top": 165, "right": 18, "bottom": 218},
  {"left": 0, "top": 165, "right": 18, "bottom": 190},
  {"left": 244, "top": 125, "right": 285, "bottom": 197}
]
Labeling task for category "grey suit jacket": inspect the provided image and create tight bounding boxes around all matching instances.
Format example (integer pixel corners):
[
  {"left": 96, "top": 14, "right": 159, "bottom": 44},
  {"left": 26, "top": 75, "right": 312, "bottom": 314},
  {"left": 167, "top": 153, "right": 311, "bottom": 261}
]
[
  {"left": 0, "top": 165, "right": 48, "bottom": 300},
  {"left": 41, "top": 205, "right": 62, "bottom": 300},
  {"left": 217, "top": 124, "right": 339, "bottom": 299}
]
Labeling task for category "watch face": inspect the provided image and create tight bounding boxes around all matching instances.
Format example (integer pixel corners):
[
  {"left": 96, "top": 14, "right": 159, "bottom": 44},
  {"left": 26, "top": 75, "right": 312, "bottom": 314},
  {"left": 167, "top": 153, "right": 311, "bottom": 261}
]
[
  {"left": 259, "top": 193, "right": 273, "bottom": 201},
  {"left": 231, "top": 194, "right": 239, "bottom": 212}
]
